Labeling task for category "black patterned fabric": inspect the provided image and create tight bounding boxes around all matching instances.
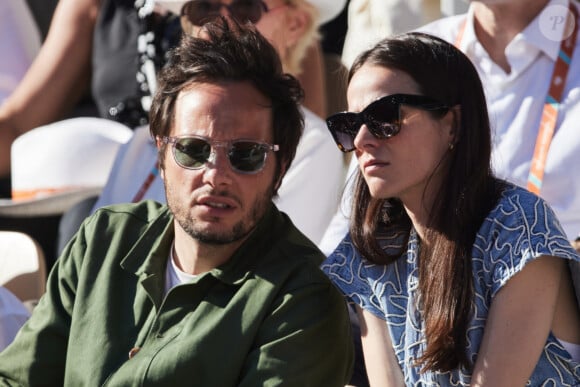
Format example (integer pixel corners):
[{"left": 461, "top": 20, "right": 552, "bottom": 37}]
[{"left": 92, "top": 0, "right": 181, "bottom": 128}]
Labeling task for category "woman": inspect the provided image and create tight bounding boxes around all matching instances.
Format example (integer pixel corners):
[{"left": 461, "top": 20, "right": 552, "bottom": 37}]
[{"left": 322, "top": 32, "right": 580, "bottom": 386}]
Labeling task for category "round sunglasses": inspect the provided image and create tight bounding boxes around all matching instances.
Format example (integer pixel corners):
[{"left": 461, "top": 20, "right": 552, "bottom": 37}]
[
  {"left": 180, "top": 0, "right": 270, "bottom": 26},
  {"left": 158, "top": 135, "right": 279, "bottom": 174},
  {"left": 326, "top": 94, "right": 448, "bottom": 152}
]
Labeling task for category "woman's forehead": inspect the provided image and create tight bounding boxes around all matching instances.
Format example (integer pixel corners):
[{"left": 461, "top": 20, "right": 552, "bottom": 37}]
[{"left": 347, "top": 65, "right": 420, "bottom": 111}]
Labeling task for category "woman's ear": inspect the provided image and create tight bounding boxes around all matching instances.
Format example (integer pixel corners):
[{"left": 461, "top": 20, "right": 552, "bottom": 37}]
[
  {"left": 445, "top": 105, "right": 461, "bottom": 145},
  {"left": 284, "top": 6, "right": 310, "bottom": 49}
]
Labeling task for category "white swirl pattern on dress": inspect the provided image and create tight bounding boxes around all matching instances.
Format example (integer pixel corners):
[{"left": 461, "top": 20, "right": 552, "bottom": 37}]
[{"left": 322, "top": 183, "right": 580, "bottom": 386}]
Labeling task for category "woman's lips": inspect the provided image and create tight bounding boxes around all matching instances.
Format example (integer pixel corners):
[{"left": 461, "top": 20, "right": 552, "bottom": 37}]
[{"left": 362, "top": 158, "right": 390, "bottom": 172}]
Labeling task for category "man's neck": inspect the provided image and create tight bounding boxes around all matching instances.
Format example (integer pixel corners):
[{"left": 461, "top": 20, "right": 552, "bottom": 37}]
[
  {"left": 172, "top": 226, "right": 247, "bottom": 275},
  {"left": 472, "top": 0, "right": 551, "bottom": 72}
]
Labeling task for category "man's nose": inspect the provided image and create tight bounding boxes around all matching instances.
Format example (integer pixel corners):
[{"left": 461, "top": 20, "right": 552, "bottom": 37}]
[{"left": 202, "top": 148, "right": 234, "bottom": 186}]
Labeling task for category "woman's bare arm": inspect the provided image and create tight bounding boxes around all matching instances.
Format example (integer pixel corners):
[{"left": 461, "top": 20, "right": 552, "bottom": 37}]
[
  {"left": 357, "top": 305, "right": 405, "bottom": 386},
  {"left": 471, "top": 255, "right": 565, "bottom": 386},
  {"left": 0, "top": 0, "right": 100, "bottom": 176}
]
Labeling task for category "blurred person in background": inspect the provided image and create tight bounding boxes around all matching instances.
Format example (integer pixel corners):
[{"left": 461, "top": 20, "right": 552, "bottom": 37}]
[
  {"left": 0, "top": 0, "right": 343, "bottom": 197},
  {"left": 0, "top": 0, "right": 42, "bottom": 197}
]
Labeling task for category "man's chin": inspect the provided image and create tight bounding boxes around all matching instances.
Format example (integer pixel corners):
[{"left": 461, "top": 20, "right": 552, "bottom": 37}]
[
  {"left": 192, "top": 232, "right": 238, "bottom": 245},
  {"left": 188, "top": 224, "right": 252, "bottom": 246}
]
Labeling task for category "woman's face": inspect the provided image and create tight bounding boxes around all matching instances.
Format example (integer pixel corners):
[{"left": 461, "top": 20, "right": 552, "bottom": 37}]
[{"left": 348, "top": 63, "right": 455, "bottom": 210}]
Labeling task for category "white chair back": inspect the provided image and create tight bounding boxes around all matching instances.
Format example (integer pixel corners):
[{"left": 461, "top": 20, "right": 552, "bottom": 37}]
[{"left": 0, "top": 231, "right": 46, "bottom": 303}]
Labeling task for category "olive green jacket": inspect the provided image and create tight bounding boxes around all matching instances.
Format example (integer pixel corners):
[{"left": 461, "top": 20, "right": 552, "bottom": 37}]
[{"left": 0, "top": 201, "right": 353, "bottom": 386}]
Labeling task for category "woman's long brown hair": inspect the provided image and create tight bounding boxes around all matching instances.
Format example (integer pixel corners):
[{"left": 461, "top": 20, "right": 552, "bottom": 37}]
[{"left": 349, "top": 32, "right": 501, "bottom": 373}]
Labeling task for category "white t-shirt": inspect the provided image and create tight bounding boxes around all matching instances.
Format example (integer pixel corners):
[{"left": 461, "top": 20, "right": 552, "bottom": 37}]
[{"left": 164, "top": 243, "right": 197, "bottom": 294}]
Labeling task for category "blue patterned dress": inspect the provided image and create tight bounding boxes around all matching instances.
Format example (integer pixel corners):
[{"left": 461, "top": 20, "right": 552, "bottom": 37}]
[{"left": 322, "top": 183, "right": 580, "bottom": 386}]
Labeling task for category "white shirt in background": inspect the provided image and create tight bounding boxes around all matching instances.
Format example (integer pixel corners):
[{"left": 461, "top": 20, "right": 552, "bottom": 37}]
[{"left": 419, "top": 0, "right": 580, "bottom": 239}]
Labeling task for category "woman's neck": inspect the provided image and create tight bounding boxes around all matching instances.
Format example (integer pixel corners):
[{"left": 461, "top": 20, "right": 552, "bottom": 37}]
[{"left": 403, "top": 197, "right": 433, "bottom": 243}]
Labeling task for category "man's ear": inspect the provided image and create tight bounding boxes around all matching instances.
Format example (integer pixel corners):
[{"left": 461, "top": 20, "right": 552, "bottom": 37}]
[
  {"left": 155, "top": 137, "right": 166, "bottom": 180},
  {"left": 284, "top": 6, "right": 310, "bottom": 49}
]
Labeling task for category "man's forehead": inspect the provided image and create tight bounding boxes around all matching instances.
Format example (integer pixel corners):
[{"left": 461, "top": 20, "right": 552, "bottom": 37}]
[{"left": 172, "top": 82, "right": 273, "bottom": 136}]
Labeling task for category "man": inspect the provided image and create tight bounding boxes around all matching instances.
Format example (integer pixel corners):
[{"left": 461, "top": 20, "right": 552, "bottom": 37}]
[
  {"left": 320, "top": 0, "right": 580, "bottom": 254},
  {"left": 77, "top": 0, "right": 346, "bottom": 250},
  {"left": 0, "top": 20, "right": 354, "bottom": 385}
]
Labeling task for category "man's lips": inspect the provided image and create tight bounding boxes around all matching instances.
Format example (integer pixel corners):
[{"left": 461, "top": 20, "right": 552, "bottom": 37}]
[{"left": 196, "top": 195, "right": 239, "bottom": 210}]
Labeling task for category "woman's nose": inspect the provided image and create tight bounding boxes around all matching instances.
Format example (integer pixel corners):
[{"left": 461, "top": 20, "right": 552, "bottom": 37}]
[{"left": 353, "top": 124, "right": 379, "bottom": 151}]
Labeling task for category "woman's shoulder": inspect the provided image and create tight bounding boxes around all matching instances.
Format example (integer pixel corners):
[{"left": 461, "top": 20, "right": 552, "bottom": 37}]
[
  {"left": 473, "top": 182, "right": 579, "bottom": 292},
  {"left": 484, "top": 182, "right": 565, "bottom": 236}
]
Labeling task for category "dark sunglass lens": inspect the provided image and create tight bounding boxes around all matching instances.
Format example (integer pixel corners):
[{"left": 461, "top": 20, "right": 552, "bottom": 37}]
[
  {"left": 231, "top": 0, "right": 263, "bottom": 23},
  {"left": 182, "top": 1, "right": 220, "bottom": 25},
  {"left": 327, "top": 114, "right": 360, "bottom": 152},
  {"left": 365, "top": 117, "right": 400, "bottom": 139},
  {"left": 174, "top": 138, "right": 211, "bottom": 168},
  {"left": 229, "top": 142, "right": 267, "bottom": 172},
  {"left": 334, "top": 131, "right": 356, "bottom": 152},
  {"left": 364, "top": 98, "right": 400, "bottom": 138}
]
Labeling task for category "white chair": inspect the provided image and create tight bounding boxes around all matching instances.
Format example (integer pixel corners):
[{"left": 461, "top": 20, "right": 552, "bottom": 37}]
[
  {"left": 10, "top": 117, "right": 133, "bottom": 201},
  {"left": 0, "top": 117, "right": 133, "bottom": 217},
  {"left": 0, "top": 231, "right": 46, "bottom": 303}
]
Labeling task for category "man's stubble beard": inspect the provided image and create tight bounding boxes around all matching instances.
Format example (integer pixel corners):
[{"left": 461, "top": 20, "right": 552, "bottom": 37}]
[{"left": 166, "top": 181, "right": 275, "bottom": 246}]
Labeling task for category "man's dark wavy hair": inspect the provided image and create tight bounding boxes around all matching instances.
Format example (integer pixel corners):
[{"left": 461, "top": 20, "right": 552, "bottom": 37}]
[{"left": 150, "top": 17, "right": 304, "bottom": 194}]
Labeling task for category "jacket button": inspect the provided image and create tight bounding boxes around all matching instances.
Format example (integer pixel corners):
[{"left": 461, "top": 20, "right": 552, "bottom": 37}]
[{"left": 128, "top": 347, "right": 141, "bottom": 359}]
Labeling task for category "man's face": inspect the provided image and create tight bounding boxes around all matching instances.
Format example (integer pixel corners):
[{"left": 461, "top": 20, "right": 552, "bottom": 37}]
[{"left": 160, "top": 81, "right": 277, "bottom": 245}]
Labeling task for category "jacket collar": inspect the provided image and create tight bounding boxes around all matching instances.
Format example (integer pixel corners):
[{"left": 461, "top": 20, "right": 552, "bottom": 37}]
[{"left": 120, "top": 203, "right": 285, "bottom": 288}]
